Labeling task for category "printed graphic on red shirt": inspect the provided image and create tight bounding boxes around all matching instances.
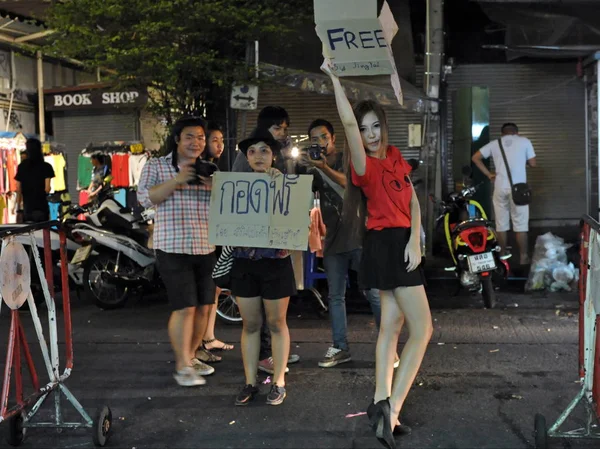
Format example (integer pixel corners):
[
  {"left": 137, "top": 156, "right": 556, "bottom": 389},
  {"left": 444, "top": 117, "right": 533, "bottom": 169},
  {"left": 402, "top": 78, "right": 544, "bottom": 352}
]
[{"left": 382, "top": 161, "right": 412, "bottom": 213}]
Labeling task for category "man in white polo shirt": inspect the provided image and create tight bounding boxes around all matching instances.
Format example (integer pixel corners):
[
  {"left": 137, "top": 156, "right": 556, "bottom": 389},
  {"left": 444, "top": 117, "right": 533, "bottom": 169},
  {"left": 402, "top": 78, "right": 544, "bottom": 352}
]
[{"left": 472, "top": 123, "right": 537, "bottom": 265}]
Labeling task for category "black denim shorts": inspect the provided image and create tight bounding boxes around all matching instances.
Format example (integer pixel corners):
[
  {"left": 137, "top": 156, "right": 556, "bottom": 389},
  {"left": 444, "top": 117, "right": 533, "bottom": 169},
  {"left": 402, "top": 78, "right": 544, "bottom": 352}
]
[
  {"left": 156, "top": 250, "right": 216, "bottom": 310},
  {"left": 230, "top": 256, "right": 297, "bottom": 300}
]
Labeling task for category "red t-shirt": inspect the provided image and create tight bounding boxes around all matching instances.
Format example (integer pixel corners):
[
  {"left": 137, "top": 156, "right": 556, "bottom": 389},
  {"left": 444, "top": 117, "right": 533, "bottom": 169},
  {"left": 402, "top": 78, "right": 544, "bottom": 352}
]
[{"left": 351, "top": 145, "right": 413, "bottom": 230}]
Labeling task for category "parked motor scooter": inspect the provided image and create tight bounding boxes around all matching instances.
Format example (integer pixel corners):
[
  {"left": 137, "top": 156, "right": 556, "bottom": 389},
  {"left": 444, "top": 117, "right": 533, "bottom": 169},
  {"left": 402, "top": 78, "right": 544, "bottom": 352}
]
[
  {"left": 431, "top": 166, "right": 510, "bottom": 308},
  {"left": 68, "top": 177, "right": 160, "bottom": 310}
]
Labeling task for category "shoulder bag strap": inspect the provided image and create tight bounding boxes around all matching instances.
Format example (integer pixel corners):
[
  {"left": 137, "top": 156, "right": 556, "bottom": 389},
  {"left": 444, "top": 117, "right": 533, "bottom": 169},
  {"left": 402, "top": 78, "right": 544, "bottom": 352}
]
[{"left": 497, "top": 138, "right": 514, "bottom": 189}]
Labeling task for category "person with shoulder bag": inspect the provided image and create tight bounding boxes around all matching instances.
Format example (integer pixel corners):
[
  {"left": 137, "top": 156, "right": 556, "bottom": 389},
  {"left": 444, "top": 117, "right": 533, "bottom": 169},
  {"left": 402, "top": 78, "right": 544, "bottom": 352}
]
[{"left": 472, "top": 122, "right": 537, "bottom": 265}]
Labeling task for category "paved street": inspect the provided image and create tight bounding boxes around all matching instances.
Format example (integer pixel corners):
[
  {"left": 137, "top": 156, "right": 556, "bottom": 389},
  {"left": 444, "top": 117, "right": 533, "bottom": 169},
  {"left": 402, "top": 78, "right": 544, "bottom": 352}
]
[{"left": 0, "top": 285, "right": 596, "bottom": 449}]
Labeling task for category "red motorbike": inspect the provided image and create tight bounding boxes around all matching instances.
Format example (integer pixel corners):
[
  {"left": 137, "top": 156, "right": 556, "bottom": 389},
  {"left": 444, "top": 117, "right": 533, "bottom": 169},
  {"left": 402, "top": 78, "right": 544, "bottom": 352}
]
[{"left": 432, "top": 181, "right": 510, "bottom": 308}]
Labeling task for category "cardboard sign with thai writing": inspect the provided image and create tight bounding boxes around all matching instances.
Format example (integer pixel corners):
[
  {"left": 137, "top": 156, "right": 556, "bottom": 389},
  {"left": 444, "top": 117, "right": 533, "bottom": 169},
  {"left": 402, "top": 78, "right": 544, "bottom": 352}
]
[
  {"left": 314, "top": 0, "right": 394, "bottom": 76},
  {"left": 208, "top": 172, "right": 313, "bottom": 250}
]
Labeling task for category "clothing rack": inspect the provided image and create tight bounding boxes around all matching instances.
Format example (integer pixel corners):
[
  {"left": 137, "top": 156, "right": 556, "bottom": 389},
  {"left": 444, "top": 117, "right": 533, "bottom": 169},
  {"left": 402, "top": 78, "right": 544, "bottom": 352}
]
[{"left": 77, "top": 141, "right": 149, "bottom": 215}]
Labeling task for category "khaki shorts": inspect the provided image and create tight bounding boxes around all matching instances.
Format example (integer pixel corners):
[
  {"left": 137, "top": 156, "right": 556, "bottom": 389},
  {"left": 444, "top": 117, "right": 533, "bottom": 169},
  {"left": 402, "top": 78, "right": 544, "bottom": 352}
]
[{"left": 493, "top": 188, "right": 529, "bottom": 232}]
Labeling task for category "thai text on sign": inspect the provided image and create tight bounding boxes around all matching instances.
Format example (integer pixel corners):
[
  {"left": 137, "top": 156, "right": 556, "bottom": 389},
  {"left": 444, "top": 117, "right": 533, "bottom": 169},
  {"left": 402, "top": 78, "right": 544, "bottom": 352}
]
[{"left": 208, "top": 172, "right": 313, "bottom": 250}]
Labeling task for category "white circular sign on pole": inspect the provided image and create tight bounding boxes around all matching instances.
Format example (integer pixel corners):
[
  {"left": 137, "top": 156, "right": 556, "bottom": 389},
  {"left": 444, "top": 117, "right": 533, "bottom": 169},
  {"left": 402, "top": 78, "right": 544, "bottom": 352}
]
[{"left": 0, "top": 239, "right": 31, "bottom": 310}]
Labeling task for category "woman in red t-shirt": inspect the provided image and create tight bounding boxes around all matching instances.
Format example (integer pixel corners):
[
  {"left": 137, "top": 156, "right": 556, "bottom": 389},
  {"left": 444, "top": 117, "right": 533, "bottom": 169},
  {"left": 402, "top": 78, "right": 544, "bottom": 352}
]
[{"left": 323, "top": 61, "right": 433, "bottom": 449}]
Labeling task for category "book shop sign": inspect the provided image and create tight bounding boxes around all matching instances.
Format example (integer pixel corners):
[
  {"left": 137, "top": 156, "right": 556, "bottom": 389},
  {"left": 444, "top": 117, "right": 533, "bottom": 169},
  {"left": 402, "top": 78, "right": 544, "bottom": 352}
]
[{"left": 45, "top": 88, "right": 147, "bottom": 111}]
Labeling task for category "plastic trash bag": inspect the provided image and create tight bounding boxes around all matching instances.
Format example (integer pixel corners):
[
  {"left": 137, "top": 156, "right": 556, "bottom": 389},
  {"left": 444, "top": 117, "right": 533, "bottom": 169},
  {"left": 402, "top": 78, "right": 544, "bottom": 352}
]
[{"left": 525, "top": 233, "right": 574, "bottom": 292}]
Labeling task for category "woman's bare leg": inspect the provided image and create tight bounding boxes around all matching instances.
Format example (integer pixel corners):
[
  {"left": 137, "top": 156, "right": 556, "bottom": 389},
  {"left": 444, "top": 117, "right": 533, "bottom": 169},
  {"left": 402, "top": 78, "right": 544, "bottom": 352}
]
[
  {"left": 388, "top": 285, "right": 433, "bottom": 429},
  {"left": 236, "top": 296, "right": 263, "bottom": 386},
  {"left": 373, "top": 290, "right": 404, "bottom": 403},
  {"left": 263, "top": 297, "right": 290, "bottom": 387}
]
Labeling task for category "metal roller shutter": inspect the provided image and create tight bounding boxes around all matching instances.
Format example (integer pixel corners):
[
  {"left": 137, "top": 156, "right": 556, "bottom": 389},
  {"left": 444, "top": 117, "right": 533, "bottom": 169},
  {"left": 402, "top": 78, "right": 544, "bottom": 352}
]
[
  {"left": 52, "top": 110, "right": 139, "bottom": 199},
  {"left": 238, "top": 86, "right": 424, "bottom": 161},
  {"left": 445, "top": 63, "right": 586, "bottom": 225},
  {"left": 585, "top": 64, "right": 598, "bottom": 217}
]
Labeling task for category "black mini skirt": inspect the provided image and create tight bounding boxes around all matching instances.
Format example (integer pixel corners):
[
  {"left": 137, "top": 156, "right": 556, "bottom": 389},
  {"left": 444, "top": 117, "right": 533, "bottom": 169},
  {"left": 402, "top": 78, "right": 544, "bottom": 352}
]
[{"left": 360, "top": 227, "right": 425, "bottom": 291}]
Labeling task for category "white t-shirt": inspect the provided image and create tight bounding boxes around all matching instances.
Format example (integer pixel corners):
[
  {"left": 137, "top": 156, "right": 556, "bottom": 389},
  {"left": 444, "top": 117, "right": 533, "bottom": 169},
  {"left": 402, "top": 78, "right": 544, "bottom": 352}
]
[
  {"left": 129, "top": 153, "right": 149, "bottom": 186},
  {"left": 479, "top": 135, "right": 536, "bottom": 191}
]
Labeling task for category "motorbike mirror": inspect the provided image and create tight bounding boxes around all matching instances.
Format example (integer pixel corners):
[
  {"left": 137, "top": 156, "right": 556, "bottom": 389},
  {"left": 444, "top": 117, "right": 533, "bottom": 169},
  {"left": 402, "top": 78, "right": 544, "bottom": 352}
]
[{"left": 461, "top": 165, "right": 472, "bottom": 177}]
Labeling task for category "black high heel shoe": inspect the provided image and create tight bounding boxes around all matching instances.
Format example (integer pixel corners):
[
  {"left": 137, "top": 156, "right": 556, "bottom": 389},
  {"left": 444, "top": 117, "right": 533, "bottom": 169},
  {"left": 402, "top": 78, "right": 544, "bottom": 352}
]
[
  {"left": 367, "top": 401, "right": 412, "bottom": 436},
  {"left": 370, "top": 399, "right": 396, "bottom": 449}
]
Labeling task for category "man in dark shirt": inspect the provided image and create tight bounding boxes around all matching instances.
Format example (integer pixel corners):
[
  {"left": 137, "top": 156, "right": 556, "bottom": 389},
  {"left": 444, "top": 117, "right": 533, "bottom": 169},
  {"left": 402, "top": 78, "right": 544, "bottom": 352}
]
[
  {"left": 302, "top": 119, "right": 381, "bottom": 368},
  {"left": 14, "top": 138, "right": 55, "bottom": 222}
]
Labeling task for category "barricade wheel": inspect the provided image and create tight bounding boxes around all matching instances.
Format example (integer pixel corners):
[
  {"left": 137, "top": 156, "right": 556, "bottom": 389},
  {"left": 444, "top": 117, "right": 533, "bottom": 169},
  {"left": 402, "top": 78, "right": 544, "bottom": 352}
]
[
  {"left": 534, "top": 413, "right": 548, "bottom": 449},
  {"left": 5, "top": 410, "right": 26, "bottom": 446},
  {"left": 92, "top": 405, "right": 112, "bottom": 447}
]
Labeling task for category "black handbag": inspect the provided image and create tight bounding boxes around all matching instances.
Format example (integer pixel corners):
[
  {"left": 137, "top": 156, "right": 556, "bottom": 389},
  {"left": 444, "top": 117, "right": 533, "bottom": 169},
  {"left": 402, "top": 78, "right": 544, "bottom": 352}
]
[{"left": 497, "top": 138, "right": 532, "bottom": 206}]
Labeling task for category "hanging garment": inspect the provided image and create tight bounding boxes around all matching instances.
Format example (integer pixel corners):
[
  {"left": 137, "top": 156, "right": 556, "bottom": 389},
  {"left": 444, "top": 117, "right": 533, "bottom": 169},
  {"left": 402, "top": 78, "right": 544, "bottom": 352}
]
[
  {"left": 6, "top": 149, "right": 18, "bottom": 192},
  {"left": 48, "top": 201, "right": 61, "bottom": 221},
  {"left": 128, "top": 153, "right": 149, "bottom": 186},
  {"left": 113, "top": 188, "right": 127, "bottom": 207},
  {"left": 6, "top": 192, "right": 17, "bottom": 224},
  {"left": 0, "top": 150, "right": 6, "bottom": 194},
  {"left": 0, "top": 194, "right": 5, "bottom": 224},
  {"left": 51, "top": 154, "right": 67, "bottom": 192},
  {"left": 111, "top": 153, "right": 130, "bottom": 187},
  {"left": 77, "top": 154, "right": 94, "bottom": 189},
  {"left": 309, "top": 206, "right": 326, "bottom": 257}
]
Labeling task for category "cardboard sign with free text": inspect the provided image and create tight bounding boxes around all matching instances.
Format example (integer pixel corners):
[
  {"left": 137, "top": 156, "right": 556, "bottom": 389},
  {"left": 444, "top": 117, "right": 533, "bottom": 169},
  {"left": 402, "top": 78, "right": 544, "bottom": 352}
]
[{"left": 314, "top": 0, "right": 394, "bottom": 76}]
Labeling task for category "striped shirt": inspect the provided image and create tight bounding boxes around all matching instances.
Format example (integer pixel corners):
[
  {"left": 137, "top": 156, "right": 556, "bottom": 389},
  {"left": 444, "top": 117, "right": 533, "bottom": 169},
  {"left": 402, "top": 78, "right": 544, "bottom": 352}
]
[{"left": 137, "top": 153, "right": 214, "bottom": 255}]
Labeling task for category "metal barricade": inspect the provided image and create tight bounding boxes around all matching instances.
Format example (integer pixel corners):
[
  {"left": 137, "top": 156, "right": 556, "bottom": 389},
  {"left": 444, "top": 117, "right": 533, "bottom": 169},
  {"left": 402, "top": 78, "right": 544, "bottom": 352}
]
[
  {"left": 533, "top": 215, "right": 600, "bottom": 447},
  {"left": 0, "top": 221, "right": 112, "bottom": 447}
]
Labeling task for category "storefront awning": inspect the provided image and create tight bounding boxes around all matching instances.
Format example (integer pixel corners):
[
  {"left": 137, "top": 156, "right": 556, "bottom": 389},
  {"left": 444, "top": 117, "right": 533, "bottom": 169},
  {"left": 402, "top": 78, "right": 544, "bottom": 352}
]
[{"left": 260, "top": 63, "right": 433, "bottom": 113}]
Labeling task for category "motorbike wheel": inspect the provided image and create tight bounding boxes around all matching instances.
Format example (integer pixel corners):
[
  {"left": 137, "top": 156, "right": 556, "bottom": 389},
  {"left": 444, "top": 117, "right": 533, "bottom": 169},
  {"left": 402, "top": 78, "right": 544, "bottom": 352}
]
[
  {"left": 216, "top": 289, "right": 242, "bottom": 325},
  {"left": 83, "top": 254, "right": 133, "bottom": 310},
  {"left": 481, "top": 276, "right": 496, "bottom": 309}
]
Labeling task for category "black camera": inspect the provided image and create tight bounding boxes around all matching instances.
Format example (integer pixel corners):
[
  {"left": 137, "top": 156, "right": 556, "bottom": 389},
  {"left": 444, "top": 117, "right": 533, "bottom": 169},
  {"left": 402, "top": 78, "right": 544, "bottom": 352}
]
[
  {"left": 306, "top": 143, "right": 326, "bottom": 160},
  {"left": 187, "top": 158, "right": 218, "bottom": 185}
]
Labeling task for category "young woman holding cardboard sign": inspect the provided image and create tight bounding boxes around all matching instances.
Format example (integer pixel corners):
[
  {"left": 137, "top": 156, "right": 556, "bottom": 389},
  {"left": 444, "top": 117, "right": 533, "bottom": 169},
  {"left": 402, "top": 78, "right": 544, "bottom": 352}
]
[
  {"left": 229, "top": 128, "right": 296, "bottom": 407},
  {"left": 322, "top": 60, "right": 433, "bottom": 449}
]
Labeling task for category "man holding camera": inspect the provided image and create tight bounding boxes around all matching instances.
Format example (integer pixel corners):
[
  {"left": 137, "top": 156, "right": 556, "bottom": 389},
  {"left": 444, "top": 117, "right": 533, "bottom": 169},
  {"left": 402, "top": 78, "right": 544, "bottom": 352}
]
[
  {"left": 138, "top": 116, "right": 219, "bottom": 387},
  {"left": 302, "top": 119, "right": 382, "bottom": 368}
]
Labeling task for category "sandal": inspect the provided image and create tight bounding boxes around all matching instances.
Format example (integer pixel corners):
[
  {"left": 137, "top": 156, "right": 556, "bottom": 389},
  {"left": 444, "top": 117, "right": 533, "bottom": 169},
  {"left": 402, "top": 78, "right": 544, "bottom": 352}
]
[
  {"left": 196, "top": 347, "right": 222, "bottom": 363},
  {"left": 203, "top": 338, "right": 234, "bottom": 351}
]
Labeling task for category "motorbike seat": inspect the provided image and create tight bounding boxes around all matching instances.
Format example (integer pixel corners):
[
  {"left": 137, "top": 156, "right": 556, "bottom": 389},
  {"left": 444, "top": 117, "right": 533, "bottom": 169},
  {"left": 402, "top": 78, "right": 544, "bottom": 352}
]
[{"left": 452, "top": 219, "right": 494, "bottom": 235}]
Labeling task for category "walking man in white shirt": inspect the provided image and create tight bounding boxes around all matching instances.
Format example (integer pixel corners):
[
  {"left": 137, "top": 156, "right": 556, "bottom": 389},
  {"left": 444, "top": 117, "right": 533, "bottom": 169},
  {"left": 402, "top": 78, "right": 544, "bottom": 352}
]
[{"left": 472, "top": 123, "right": 537, "bottom": 265}]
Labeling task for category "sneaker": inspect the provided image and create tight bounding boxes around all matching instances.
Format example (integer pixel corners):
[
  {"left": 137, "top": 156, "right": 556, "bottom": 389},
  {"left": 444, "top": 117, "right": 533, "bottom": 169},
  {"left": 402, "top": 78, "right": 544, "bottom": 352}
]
[
  {"left": 173, "top": 366, "right": 206, "bottom": 387},
  {"left": 266, "top": 384, "right": 287, "bottom": 406},
  {"left": 235, "top": 384, "right": 259, "bottom": 406},
  {"left": 394, "top": 354, "right": 400, "bottom": 369},
  {"left": 196, "top": 347, "right": 222, "bottom": 364},
  {"left": 190, "top": 358, "right": 215, "bottom": 376},
  {"left": 318, "top": 347, "right": 352, "bottom": 368},
  {"left": 288, "top": 354, "right": 300, "bottom": 364},
  {"left": 258, "top": 357, "right": 289, "bottom": 375}
]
